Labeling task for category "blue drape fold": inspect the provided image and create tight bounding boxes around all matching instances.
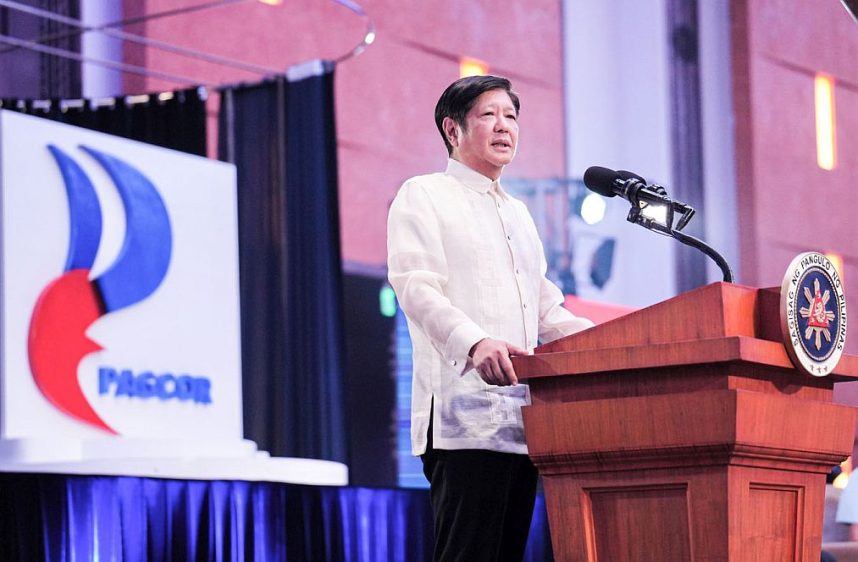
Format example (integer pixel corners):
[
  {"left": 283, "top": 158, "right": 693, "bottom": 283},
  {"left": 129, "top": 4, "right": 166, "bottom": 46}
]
[{"left": 0, "top": 474, "right": 552, "bottom": 561}]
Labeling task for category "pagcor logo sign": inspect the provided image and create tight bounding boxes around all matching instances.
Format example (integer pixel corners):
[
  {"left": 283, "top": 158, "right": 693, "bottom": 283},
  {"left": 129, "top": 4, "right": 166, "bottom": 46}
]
[{"left": 27, "top": 145, "right": 212, "bottom": 434}]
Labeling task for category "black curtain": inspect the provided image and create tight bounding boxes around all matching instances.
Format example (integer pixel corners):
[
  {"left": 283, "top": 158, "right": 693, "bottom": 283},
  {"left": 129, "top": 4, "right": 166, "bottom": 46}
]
[
  {"left": 0, "top": 0, "right": 81, "bottom": 99},
  {"left": 342, "top": 272, "right": 397, "bottom": 486},
  {"left": 39, "top": 0, "right": 82, "bottom": 99},
  {"left": 667, "top": 0, "right": 708, "bottom": 291},
  {"left": 218, "top": 64, "right": 348, "bottom": 463},
  {"left": 0, "top": 87, "right": 207, "bottom": 156}
]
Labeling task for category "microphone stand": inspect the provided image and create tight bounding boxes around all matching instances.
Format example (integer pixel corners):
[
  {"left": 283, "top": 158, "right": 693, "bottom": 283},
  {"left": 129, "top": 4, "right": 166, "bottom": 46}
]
[
  {"left": 670, "top": 230, "right": 734, "bottom": 283},
  {"left": 624, "top": 182, "right": 734, "bottom": 283}
]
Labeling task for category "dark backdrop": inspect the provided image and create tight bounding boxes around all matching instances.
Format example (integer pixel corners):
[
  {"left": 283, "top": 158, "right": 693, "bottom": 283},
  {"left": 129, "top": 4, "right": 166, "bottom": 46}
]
[
  {"left": 0, "top": 0, "right": 81, "bottom": 99},
  {"left": 218, "top": 65, "right": 348, "bottom": 464}
]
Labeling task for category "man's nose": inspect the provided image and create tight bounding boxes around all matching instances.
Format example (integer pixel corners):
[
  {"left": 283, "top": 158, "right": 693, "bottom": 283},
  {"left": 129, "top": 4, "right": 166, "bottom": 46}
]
[{"left": 494, "top": 116, "right": 510, "bottom": 132}]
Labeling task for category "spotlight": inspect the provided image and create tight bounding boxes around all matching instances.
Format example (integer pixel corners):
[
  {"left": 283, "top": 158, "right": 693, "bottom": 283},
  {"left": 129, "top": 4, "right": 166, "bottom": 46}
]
[
  {"left": 579, "top": 193, "right": 606, "bottom": 225},
  {"left": 459, "top": 57, "right": 488, "bottom": 78},
  {"left": 815, "top": 73, "right": 837, "bottom": 170}
]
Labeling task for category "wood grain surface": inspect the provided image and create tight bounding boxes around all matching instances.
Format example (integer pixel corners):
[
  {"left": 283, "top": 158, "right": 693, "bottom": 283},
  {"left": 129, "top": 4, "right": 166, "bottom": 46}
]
[{"left": 519, "top": 283, "right": 856, "bottom": 561}]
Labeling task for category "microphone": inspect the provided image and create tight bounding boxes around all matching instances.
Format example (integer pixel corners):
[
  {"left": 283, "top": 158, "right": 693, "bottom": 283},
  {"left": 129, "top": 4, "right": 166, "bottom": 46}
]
[
  {"left": 619, "top": 170, "right": 668, "bottom": 197},
  {"left": 582, "top": 165, "right": 733, "bottom": 282},
  {"left": 583, "top": 166, "right": 670, "bottom": 207},
  {"left": 582, "top": 166, "right": 621, "bottom": 198},
  {"left": 583, "top": 165, "right": 698, "bottom": 233}
]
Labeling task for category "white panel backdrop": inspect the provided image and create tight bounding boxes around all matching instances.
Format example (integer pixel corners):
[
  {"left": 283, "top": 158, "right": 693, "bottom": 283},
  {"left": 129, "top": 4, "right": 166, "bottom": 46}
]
[{"left": 0, "top": 110, "right": 244, "bottom": 441}]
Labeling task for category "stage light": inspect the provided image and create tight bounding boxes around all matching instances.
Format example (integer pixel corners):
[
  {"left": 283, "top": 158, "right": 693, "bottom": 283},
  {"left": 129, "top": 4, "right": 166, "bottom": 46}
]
[
  {"left": 579, "top": 193, "right": 606, "bottom": 225},
  {"left": 257, "top": 0, "right": 283, "bottom": 5},
  {"left": 815, "top": 73, "right": 837, "bottom": 171},
  {"left": 125, "top": 94, "right": 150, "bottom": 105},
  {"left": 379, "top": 285, "right": 397, "bottom": 317},
  {"left": 459, "top": 57, "right": 488, "bottom": 78},
  {"left": 364, "top": 31, "right": 376, "bottom": 45}
]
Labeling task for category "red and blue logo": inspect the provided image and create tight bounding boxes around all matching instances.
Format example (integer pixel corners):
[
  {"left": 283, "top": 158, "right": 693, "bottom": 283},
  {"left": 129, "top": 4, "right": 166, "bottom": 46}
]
[{"left": 27, "top": 145, "right": 177, "bottom": 433}]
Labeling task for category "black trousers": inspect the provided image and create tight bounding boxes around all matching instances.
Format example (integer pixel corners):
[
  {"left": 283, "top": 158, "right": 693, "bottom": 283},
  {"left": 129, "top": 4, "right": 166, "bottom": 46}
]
[{"left": 421, "top": 432, "right": 538, "bottom": 562}]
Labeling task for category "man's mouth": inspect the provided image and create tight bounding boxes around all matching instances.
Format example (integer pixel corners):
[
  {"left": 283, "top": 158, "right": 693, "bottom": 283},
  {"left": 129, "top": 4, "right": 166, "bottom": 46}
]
[{"left": 492, "top": 141, "right": 512, "bottom": 149}]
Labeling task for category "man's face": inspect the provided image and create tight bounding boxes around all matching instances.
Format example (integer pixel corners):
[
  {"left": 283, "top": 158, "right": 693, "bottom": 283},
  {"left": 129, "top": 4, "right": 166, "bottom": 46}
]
[{"left": 446, "top": 89, "right": 519, "bottom": 179}]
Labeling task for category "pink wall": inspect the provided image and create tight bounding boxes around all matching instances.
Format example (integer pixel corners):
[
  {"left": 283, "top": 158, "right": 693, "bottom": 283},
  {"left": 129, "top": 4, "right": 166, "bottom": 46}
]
[
  {"left": 732, "top": 0, "right": 857, "bottom": 356},
  {"left": 731, "top": 0, "right": 858, "bottom": 454},
  {"left": 121, "top": 0, "right": 567, "bottom": 268}
]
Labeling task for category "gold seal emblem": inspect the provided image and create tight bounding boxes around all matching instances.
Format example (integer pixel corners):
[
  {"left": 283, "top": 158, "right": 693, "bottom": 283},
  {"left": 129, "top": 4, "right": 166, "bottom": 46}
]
[{"left": 780, "top": 252, "right": 847, "bottom": 376}]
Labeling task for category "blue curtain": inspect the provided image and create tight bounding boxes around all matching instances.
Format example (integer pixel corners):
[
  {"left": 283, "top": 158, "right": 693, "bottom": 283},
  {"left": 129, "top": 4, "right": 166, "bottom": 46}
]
[
  {"left": 0, "top": 474, "right": 552, "bottom": 561},
  {"left": 218, "top": 64, "right": 347, "bottom": 464}
]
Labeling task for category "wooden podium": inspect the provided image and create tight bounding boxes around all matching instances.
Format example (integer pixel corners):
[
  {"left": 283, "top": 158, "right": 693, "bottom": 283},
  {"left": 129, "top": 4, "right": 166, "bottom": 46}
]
[{"left": 513, "top": 283, "right": 858, "bottom": 562}]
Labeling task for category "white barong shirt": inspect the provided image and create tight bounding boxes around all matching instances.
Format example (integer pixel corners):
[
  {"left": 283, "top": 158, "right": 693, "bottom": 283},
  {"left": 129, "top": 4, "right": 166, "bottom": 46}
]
[{"left": 388, "top": 158, "right": 594, "bottom": 455}]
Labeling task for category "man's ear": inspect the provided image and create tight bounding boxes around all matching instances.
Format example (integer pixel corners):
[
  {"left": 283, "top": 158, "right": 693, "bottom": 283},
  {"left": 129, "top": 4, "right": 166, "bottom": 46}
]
[{"left": 442, "top": 117, "right": 459, "bottom": 148}]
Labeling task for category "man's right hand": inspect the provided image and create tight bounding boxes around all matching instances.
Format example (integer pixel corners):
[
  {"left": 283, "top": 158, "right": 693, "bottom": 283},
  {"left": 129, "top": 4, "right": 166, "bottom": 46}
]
[{"left": 469, "top": 338, "right": 529, "bottom": 386}]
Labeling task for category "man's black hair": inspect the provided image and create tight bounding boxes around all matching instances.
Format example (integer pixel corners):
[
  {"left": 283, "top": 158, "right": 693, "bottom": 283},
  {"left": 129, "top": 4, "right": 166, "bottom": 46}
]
[{"left": 434, "top": 75, "right": 520, "bottom": 156}]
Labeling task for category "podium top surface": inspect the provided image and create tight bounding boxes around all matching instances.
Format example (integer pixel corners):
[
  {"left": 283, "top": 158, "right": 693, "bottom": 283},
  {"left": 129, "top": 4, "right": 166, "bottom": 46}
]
[{"left": 516, "top": 282, "right": 857, "bottom": 381}]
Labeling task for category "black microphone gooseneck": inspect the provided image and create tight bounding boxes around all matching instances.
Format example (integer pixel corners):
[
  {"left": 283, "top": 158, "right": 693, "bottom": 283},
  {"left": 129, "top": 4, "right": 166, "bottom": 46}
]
[{"left": 583, "top": 166, "right": 734, "bottom": 283}]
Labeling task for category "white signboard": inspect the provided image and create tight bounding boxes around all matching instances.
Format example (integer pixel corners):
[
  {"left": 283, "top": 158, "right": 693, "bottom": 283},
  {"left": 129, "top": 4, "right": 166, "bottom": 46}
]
[{"left": 0, "top": 110, "right": 243, "bottom": 442}]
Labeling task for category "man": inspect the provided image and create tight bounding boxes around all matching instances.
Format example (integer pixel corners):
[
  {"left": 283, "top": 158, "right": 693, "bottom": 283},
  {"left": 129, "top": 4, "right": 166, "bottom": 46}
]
[{"left": 387, "top": 75, "right": 593, "bottom": 561}]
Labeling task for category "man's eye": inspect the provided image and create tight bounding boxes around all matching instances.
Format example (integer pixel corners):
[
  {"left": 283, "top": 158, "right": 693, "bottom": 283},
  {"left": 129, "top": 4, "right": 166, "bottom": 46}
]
[{"left": 506, "top": 115, "right": 517, "bottom": 120}]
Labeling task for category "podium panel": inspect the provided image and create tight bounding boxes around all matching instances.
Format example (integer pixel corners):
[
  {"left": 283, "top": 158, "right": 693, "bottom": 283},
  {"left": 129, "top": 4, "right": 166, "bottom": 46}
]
[{"left": 514, "top": 283, "right": 857, "bottom": 562}]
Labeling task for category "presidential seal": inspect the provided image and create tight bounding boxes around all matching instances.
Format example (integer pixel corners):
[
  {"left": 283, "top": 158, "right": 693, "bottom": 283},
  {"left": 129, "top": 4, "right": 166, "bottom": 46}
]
[{"left": 780, "top": 252, "right": 848, "bottom": 377}]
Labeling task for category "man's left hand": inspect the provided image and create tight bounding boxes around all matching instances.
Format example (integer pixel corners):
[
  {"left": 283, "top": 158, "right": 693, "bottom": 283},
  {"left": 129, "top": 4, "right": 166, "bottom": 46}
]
[{"left": 469, "top": 338, "right": 529, "bottom": 386}]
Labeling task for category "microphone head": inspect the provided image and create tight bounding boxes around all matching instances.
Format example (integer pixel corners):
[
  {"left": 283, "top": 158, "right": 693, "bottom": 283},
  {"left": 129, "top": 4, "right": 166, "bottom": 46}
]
[
  {"left": 617, "top": 170, "right": 647, "bottom": 184},
  {"left": 583, "top": 166, "right": 619, "bottom": 197}
]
